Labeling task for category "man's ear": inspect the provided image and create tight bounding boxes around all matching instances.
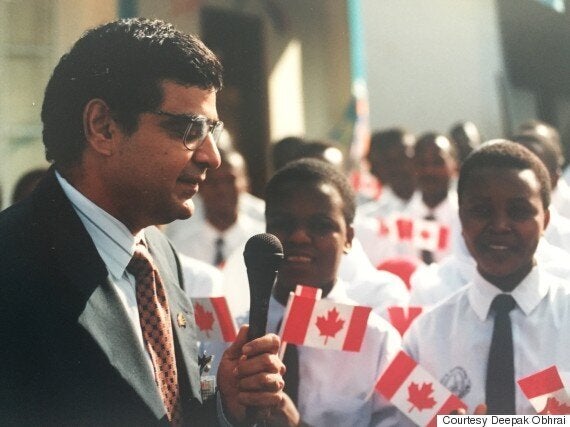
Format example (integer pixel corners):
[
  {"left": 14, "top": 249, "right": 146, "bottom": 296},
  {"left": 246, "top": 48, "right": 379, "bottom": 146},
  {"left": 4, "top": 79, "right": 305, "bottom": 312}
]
[
  {"left": 344, "top": 224, "right": 355, "bottom": 254},
  {"left": 83, "top": 99, "right": 118, "bottom": 156},
  {"left": 542, "top": 207, "right": 551, "bottom": 234}
]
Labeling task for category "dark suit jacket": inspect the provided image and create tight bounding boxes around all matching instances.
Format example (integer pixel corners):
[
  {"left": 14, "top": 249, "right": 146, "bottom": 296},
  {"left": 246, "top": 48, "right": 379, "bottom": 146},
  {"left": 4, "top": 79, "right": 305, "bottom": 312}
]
[{"left": 0, "top": 169, "right": 216, "bottom": 426}]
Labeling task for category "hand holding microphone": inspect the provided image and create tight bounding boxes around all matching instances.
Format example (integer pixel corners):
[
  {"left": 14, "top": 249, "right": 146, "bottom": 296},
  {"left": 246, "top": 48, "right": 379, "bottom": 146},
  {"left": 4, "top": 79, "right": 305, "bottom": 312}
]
[{"left": 217, "top": 233, "right": 286, "bottom": 425}]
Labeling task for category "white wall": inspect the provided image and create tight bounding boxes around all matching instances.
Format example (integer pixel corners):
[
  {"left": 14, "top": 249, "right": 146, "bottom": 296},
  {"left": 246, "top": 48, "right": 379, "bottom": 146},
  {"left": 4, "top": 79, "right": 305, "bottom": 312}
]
[{"left": 361, "top": 0, "right": 508, "bottom": 140}]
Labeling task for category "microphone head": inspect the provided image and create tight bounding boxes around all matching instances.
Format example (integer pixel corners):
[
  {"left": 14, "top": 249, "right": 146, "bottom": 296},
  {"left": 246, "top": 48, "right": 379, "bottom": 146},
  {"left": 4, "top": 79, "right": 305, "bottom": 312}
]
[{"left": 243, "top": 233, "right": 284, "bottom": 271}]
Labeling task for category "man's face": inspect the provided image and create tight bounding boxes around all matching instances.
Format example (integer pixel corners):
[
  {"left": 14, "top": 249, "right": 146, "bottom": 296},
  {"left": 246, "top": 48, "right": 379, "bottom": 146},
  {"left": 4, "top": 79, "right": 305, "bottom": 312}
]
[
  {"left": 370, "top": 144, "right": 415, "bottom": 200},
  {"left": 200, "top": 160, "right": 246, "bottom": 222},
  {"left": 414, "top": 139, "right": 457, "bottom": 203},
  {"left": 266, "top": 182, "right": 353, "bottom": 297},
  {"left": 106, "top": 80, "right": 221, "bottom": 231},
  {"left": 459, "top": 166, "right": 549, "bottom": 290}
]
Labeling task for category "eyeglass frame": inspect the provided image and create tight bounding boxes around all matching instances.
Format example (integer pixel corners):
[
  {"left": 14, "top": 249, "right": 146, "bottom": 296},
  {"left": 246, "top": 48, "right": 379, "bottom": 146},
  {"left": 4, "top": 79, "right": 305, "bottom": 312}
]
[{"left": 149, "top": 110, "right": 224, "bottom": 151}]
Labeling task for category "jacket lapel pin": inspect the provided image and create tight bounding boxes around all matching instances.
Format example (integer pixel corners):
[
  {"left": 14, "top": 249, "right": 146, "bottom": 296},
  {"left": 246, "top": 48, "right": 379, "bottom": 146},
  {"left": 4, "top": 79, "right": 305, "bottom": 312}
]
[{"left": 177, "top": 312, "right": 187, "bottom": 328}]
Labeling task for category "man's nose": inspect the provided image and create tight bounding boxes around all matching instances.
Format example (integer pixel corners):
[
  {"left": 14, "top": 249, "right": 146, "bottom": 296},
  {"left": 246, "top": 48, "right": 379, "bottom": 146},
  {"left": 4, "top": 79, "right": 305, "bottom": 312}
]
[{"left": 194, "top": 133, "right": 221, "bottom": 169}]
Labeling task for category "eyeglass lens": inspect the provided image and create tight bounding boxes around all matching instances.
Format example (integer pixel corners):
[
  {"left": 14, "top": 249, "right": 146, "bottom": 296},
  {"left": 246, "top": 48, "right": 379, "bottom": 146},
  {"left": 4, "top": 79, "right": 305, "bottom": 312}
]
[{"left": 183, "top": 118, "right": 223, "bottom": 149}]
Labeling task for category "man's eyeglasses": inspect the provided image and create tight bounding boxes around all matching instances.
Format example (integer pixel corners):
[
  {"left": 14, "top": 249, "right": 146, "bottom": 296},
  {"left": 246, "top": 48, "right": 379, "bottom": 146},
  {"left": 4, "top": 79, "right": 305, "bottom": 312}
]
[{"left": 150, "top": 110, "right": 224, "bottom": 150}]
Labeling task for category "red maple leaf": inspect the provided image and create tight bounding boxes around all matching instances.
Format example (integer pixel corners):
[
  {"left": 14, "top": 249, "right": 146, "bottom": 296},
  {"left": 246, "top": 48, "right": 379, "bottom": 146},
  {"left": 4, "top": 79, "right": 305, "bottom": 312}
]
[
  {"left": 407, "top": 382, "right": 437, "bottom": 412},
  {"left": 539, "top": 397, "right": 570, "bottom": 415},
  {"left": 315, "top": 308, "right": 345, "bottom": 345},
  {"left": 420, "top": 229, "right": 431, "bottom": 240},
  {"left": 194, "top": 303, "right": 215, "bottom": 338}
]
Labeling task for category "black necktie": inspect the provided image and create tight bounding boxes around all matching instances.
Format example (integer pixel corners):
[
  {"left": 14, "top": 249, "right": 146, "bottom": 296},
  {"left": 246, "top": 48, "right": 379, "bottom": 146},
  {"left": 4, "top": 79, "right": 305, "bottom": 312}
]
[
  {"left": 282, "top": 343, "right": 299, "bottom": 406},
  {"left": 486, "top": 294, "right": 517, "bottom": 415},
  {"left": 213, "top": 237, "right": 225, "bottom": 267},
  {"left": 420, "top": 214, "right": 435, "bottom": 264}
]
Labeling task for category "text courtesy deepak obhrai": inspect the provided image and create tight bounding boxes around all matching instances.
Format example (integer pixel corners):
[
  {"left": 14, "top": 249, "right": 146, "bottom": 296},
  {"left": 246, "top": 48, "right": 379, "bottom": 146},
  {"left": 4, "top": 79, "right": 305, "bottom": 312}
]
[{"left": 437, "top": 415, "right": 568, "bottom": 426}]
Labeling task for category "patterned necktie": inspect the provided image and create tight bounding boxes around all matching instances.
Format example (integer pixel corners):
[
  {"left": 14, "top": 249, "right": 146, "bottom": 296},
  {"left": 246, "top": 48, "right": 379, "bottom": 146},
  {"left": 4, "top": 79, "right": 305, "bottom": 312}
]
[
  {"left": 214, "top": 237, "right": 225, "bottom": 267},
  {"left": 486, "top": 294, "right": 517, "bottom": 415},
  {"left": 127, "top": 242, "right": 181, "bottom": 425}
]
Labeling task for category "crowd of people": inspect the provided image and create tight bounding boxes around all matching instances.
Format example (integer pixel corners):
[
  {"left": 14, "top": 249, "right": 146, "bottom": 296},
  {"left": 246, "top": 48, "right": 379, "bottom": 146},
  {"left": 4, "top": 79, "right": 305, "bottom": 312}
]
[{"left": 1, "top": 15, "right": 569, "bottom": 427}]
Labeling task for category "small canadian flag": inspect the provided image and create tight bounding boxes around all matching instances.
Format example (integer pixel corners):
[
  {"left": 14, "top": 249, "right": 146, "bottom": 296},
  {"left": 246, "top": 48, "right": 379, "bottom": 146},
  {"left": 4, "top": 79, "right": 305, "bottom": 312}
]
[
  {"left": 518, "top": 366, "right": 570, "bottom": 414},
  {"left": 295, "top": 284, "right": 322, "bottom": 299},
  {"left": 412, "top": 218, "right": 449, "bottom": 252},
  {"left": 376, "top": 215, "right": 449, "bottom": 252},
  {"left": 191, "top": 297, "right": 237, "bottom": 343},
  {"left": 375, "top": 351, "right": 466, "bottom": 426},
  {"left": 280, "top": 293, "right": 371, "bottom": 351},
  {"left": 387, "top": 306, "right": 423, "bottom": 336}
]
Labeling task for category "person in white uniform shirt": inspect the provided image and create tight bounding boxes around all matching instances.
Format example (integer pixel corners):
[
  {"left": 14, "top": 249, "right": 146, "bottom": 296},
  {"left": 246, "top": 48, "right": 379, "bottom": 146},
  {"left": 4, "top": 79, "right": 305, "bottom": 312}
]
[
  {"left": 359, "top": 128, "right": 416, "bottom": 217},
  {"left": 404, "top": 141, "right": 570, "bottom": 414},
  {"left": 261, "top": 158, "right": 412, "bottom": 426},
  {"left": 511, "top": 132, "right": 570, "bottom": 253},
  {"left": 166, "top": 148, "right": 264, "bottom": 268}
]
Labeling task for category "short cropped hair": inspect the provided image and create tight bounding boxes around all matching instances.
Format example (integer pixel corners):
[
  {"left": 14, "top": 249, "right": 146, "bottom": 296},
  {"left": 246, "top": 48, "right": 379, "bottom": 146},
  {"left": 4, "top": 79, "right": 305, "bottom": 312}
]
[
  {"left": 368, "top": 128, "right": 415, "bottom": 159},
  {"left": 458, "top": 140, "right": 551, "bottom": 209},
  {"left": 415, "top": 132, "right": 457, "bottom": 160},
  {"left": 511, "top": 133, "right": 560, "bottom": 179},
  {"left": 42, "top": 18, "right": 223, "bottom": 169},
  {"left": 265, "top": 158, "right": 356, "bottom": 225}
]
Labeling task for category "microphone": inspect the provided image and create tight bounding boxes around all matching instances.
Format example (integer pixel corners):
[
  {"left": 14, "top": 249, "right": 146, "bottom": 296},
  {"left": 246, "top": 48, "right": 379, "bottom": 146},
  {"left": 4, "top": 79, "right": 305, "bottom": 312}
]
[{"left": 243, "top": 233, "right": 284, "bottom": 342}]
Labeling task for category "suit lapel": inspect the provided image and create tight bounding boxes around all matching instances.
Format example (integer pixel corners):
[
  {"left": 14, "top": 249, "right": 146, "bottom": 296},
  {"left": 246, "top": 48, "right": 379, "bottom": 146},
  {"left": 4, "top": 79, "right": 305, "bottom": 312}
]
[
  {"left": 146, "top": 230, "right": 203, "bottom": 403},
  {"left": 33, "top": 170, "right": 166, "bottom": 418}
]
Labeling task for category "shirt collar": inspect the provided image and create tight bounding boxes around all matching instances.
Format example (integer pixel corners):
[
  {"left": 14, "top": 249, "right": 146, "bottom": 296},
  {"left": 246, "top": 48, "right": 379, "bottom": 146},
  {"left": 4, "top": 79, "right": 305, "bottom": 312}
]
[
  {"left": 56, "top": 171, "right": 144, "bottom": 280},
  {"left": 468, "top": 266, "right": 546, "bottom": 321}
]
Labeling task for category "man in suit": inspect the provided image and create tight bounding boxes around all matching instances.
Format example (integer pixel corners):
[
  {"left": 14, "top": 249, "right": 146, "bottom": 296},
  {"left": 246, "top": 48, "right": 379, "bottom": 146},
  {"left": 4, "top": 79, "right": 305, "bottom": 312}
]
[{"left": 0, "top": 18, "right": 284, "bottom": 426}]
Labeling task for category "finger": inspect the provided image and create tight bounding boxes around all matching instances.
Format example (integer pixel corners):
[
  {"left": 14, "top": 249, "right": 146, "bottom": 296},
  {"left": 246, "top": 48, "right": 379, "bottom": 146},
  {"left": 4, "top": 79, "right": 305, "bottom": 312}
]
[
  {"left": 224, "top": 325, "right": 249, "bottom": 360},
  {"left": 238, "top": 372, "right": 284, "bottom": 393},
  {"left": 242, "top": 333, "right": 281, "bottom": 357},
  {"left": 236, "top": 353, "right": 285, "bottom": 377},
  {"left": 237, "top": 390, "right": 286, "bottom": 408},
  {"left": 474, "top": 403, "right": 487, "bottom": 415}
]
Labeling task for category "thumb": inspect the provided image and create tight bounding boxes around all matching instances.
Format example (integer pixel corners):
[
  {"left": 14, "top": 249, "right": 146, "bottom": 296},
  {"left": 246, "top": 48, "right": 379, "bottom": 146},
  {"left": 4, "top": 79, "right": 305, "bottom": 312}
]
[{"left": 224, "top": 324, "right": 250, "bottom": 359}]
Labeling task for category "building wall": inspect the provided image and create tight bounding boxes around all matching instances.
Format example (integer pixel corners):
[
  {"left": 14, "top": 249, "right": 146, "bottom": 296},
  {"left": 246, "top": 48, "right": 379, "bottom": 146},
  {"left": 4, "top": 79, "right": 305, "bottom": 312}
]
[
  {"left": 0, "top": 0, "right": 116, "bottom": 208},
  {"left": 361, "top": 0, "right": 510, "bottom": 140}
]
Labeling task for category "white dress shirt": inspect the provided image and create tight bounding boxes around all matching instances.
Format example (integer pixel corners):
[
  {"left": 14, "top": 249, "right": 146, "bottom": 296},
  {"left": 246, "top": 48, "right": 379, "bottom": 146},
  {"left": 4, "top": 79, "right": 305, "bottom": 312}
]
[
  {"left": 410, "top": 237, "right": 570, "bottom": 308},
  {"left": 56, "top": 172, "right": 153, "bottom": 374},
  {"left": 266, "top": 280, "right": 413, "bottom": 427},
  {"left": 178, "top": 253, "right": 223, "bottom": 297},
  {"left": 403, "top": 266, "right": 570, "bottom": 414},
  {"left": 357, "top": 187, "right": 412, "bottom": 219},
  {"left": 356, "top": 191, "right": 459, "bottom": 266},
  {"left": 220, "top": 238, "right": 410, "bottom": 322},
  {"left": 552, "top": 179, "right": 570, "bottom": 219},
  {"left": 166, "top": 213, "right": 264, "bottom": 267}
]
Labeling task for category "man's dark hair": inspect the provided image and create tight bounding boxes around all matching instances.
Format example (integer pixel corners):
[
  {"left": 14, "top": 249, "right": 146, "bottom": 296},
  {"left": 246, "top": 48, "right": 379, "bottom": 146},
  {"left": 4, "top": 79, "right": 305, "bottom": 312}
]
[
  {"left": 271, "top": 136, "right": 305, "bottom": 171},
  {"left": 41, "top": 18, "right": 223, "bottom": 169},
  {"left": 265, "top": 158, "right": 356, "bottom": 224},
  {"left": 414, "top": 132, "right": 457, "bottom": 160},
  {"left": 511, "top": 133, "right": 561, "bottom": 183},
  {"left": 367, "top": 127, "right": 414, "bottom": 159},
  {"left": 458, "top": 140, "right": 551, "bottom": 209}
]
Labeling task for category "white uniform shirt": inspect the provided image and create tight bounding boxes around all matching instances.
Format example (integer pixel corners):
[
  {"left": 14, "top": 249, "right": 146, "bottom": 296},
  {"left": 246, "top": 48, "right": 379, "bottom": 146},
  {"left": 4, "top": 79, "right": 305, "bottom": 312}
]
[
  {"left": 543, "top": 207, "right": 570, "bottom": 254},
  {"left": 220, "top": 238, "right": 410, "bottom": 322},
  {"left": 552, "top": 179, "right": 570, "bottom": 219},
  {"left": 166, "top": 213, "right": 263, "bottom": 267},
  {"left": 178, "top": 253, "right": 223, "bottom": 297},
  {"left": 403, "top": 266, "right": 570, "bottom": 414},
  {"left": 358, "top": 187, "right": 412, "bottom": 219},
  {"left": 356, "top": 191, "right": 459, "bottom": 266},
  {"left": 410, "top": 237, "right": 570, "bottom": 308},
  {"left": 266, "top": 281, "right": 413, "bottom": 427}
]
